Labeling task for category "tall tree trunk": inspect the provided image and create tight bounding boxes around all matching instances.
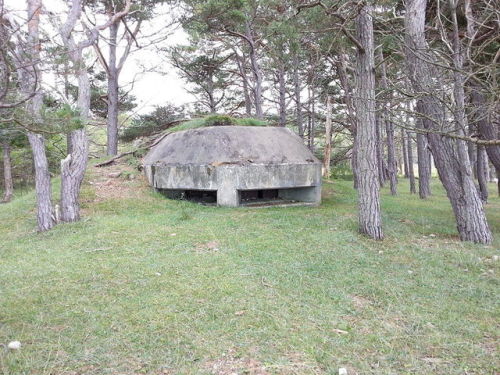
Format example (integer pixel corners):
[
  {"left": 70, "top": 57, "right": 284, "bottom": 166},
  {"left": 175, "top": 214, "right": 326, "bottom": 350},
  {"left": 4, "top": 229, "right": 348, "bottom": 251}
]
[
  {"left": 278, "top": 65, "right": 286, "bottom": 127},
  {"left": 235, "top": 52, "right": 252, "bottom": 116},
  {"left": 416, "top": 118, "right": 431, "bottom": 198},
  {"left": 464, "top": 0, "right": 500, "bottom": 173},
  {"left": 309, "top": 85, "right": 316, "bottom": 152},
  {"left": 245, "top": 21, "right": 263, "bottom": 119},
  {"left": 106, "top": 21, "right": 119, "bottom": 156},
  {"left": 1, "top": 142, "right": 14, "bottom": 203},
  {"left": 25, "top": 0, "right": 55, "bottom": 231},
  {"left": 377, "top": 49, "right": 397, "bottom": 194},
  {"left": 336, "top": 51, "right": 358, "bottom": 188},
  {"left": 401, "top": 129, "right": 409, "bottom": 178},
  {"left": 355, "top": 4, "right": 383, "bottom": 240},
  {"left": 407, "top": 131, "right": 416, "bottom": 194},
  {"left": 292, "top": 53, "right": 304, "bottom": 137},
  {"left": 60, "top": 66, "right": 90, "bottom": 222},
  {"left": 404, "top": 0, "right": 492, "bottom": 244},
  {"left": 477, "top": 145, "right": 488, "bottom": 202},
  {"left": 375, "top": 115, "right": 385, "bottom": 187},
  {"left": 323, "top": 95, "right": 332, "bottom": 177}
]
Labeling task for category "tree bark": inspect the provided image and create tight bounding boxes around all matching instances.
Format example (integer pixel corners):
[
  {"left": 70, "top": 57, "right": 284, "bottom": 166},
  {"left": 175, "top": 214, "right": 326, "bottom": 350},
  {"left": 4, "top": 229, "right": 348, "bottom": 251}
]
[
  {"left": 377, "top": 49, "right": 397, "bottom": 195},
  {"left": 404, "top": 0, "right": 492, "bottom": 244},
  {"left": 292, "top": 53, "right": 304, "bottom": 137},
  {"left": 25, "top": 0, "right": 55, "bottom": 231},
  {"left": 407, "top": 131, "right": 416, "bottom": 194},
  {"left": 245, "top": 21, "right": 263, "bottom": 119},
  {"left": 477, "top": 145, "right": 488, "bottom": 202},
  {"left": 416, "top": 125, "right": 431, "bottom": 198},
  {"left": 355, "top": 4, "right": 383, "bottom": 240},
  {"left": 1, "top": 142, "right": 13, "bottom": 203},
  {"left": 375, "top": 114, "right": 385, "bottom": 187},
  {"left": 106, "top": 21, "right": 119, "bottom": 156},
  {"left": 234, "top": 52, "right": 252, "bottom": 116},
  {"left": 278, "top": 65, "right": 286, "bottom": 127},
  {"left": 401, "top": 129, "right": 409, "bottom": 178},
  {"left": 323, "top": 95, "right": 332, "bottom": 177}
]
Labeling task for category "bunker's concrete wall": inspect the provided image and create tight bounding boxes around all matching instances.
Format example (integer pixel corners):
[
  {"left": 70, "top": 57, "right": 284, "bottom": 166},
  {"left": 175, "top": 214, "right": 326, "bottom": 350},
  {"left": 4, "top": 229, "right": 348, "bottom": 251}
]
[{"left": 143, "top": 126, "right": 322, "bottom": 207}]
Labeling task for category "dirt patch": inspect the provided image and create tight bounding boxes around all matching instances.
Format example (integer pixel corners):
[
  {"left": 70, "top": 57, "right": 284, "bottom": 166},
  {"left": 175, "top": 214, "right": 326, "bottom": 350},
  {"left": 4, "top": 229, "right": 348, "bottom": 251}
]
[
  {"left": 84, "top": 161, "right": 148, "bottom": 203},
  {"left": 205, "top": 350, "right": 269, "bottom": 375},
  {"left": 351, "top": 295, "right": 372, "bottom": 310},
  {"left": 195, "top": 241, "right": 221, "bottom": 253}
]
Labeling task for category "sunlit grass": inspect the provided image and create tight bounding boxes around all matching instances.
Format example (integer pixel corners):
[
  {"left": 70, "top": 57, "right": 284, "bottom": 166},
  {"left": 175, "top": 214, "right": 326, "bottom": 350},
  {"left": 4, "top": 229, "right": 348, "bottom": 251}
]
[{"left": 0, "top": 176, "right": 498, "bottom": 374}]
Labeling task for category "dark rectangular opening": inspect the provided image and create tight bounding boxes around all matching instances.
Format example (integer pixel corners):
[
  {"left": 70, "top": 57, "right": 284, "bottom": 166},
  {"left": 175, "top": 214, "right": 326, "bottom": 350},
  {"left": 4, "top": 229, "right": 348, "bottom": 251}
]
[
  {"left": 240, "top": 189, "right": 279, "bottom": 205},
  {"left": 158, "top": 189, "right": 217, "bottom": 205}
]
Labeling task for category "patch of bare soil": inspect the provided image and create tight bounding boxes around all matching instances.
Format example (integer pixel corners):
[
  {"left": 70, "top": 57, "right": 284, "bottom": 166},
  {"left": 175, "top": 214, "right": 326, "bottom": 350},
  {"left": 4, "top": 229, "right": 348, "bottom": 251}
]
[
  {"left": 85, "top": 160, "right": 148, "bottom": 203},
  {"left": 195, "top": 241, "right": 221, "bottom": 253},
  {"left": 205, "top": 350, "right": 269, "bottom": 375}
]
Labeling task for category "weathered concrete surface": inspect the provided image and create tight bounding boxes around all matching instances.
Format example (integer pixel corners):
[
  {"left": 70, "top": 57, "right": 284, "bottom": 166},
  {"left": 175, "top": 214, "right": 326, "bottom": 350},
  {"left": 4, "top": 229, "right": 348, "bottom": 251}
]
[{"left": 143, "top": 126, "right": 322, "bottom": 207}]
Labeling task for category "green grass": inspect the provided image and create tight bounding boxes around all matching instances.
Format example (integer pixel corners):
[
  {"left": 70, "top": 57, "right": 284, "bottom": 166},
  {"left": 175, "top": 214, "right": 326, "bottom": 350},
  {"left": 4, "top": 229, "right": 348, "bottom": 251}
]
[
  {"left": 170, "top": 115, "right": 268, "bottom": 133},
  {"left": 0, "top": 176, "right": 499, "bottom": 374}
]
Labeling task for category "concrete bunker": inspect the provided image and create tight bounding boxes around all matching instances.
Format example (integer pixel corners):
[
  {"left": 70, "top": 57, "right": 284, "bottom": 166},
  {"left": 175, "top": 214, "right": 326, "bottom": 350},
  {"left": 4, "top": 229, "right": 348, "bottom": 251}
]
[{"left": 143, "top": 126, "right": 322, "bottom": 207}]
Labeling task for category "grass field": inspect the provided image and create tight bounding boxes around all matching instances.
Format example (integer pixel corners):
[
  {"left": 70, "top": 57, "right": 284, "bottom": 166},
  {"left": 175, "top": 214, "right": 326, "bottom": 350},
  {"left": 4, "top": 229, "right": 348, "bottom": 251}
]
[{"left": 0, "top": 164, "right": 498, "bottom": 374}]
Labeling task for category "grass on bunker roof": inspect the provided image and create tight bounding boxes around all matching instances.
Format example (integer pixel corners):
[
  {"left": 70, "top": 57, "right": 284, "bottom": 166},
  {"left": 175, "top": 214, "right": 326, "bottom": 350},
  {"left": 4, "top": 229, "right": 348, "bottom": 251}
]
[{"left": 0, "top": 162, "right": 499, "bottom": 375}]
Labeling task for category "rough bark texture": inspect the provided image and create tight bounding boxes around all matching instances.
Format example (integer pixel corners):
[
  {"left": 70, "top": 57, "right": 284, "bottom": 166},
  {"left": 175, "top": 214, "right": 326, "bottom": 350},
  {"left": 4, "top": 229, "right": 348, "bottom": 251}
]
[
  {"left": 322, "top": 95, "right": 332, "bottom": 177},
  {"left": 416, "top": 130, "right": 432, "bottom": 198},
  {"left": 245, "top": 21, "right": 263, "bottom": 119},
  {"left": 476, "top": 145, "right": 488, "bottom": 202},
  {"left": 354, "top": 4, "right": 383, "bottom": 240},
  {"left": 234, "top": 52, "right": 252, "bottom": 116},
  {"left": 25, "top": 0, "right": 55, "bottom": 231},
  {"left": 106, "top": 21, "right": 119, "bottom": 156},
  {"left": 407, "top": 132, "right": 416, "bottom": 194},
  {"left": 28, "top": 133, "right": 54, "bottom": 230},
  {"left": 404, "top": 0, "right": 492, "bottom": 244},
  {"left": 375, "top": 115, "right": 385, "bottom": 187},
  {"left": 278, "top": 65, "right": 286, "bottom": 127},
  {"left": 1, "top": 142, "right": 13, "bottom": 202},
  {"left": 59, "top": 0, "right": 91, "bottom": 223}
]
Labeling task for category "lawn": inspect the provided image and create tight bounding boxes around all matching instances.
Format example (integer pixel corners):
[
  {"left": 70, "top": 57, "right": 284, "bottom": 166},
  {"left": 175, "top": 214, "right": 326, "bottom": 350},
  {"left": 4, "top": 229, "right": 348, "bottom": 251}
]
[{"left": 0, "top": 165, "right": 498, "bottom": 374}]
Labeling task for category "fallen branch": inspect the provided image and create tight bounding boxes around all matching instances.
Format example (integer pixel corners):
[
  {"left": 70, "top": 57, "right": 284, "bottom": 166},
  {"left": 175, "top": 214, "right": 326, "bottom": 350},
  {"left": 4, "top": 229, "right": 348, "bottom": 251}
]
[{"left": 94, "top": 130, "right": 173, "bottom": 167}]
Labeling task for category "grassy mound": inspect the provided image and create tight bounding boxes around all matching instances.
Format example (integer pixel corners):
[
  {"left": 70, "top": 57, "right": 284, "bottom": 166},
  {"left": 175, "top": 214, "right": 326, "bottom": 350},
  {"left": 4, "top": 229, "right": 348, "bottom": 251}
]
[
  {"left": 169, "top": 114, "right": 268, "bottom": 134},
  {"left": 0, "top": 169, "right": 499, "bottom": 374}
]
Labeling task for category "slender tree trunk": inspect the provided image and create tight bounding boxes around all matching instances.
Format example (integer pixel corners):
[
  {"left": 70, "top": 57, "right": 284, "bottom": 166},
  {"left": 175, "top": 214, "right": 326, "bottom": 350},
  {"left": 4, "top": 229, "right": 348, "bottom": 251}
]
[
  {"left": 278, "top": 65, "right": 286, "bottom": 127},
  {"left": 336, "top": 51, "right": 358, "bottom": 188},
  {"left": 1, "top": 142, "right": 14, "bottom": 203},
  {"left": 377, "top": 49, "right": 397, "bottom": 194},
  {"left": 292, "top": 53, "right": 304, "bottom": 137},
  {"left": 106, "top": 21, "right": 119, "bottom": 156},
  {"left": 235, "top": 52, "right": 252, "bottom": 116},
  {"left": 401, "top": 129, "right": 409, "bottom": 178},
  {"left": 416, "top": 112, "right": 431, "bottom": 199},
  {"left": 323, "top": 95, "right": 332, "bottom": 177},
  {"left": 25, "top": 0, "right": 55, "bottom": 231},
  {"left": 407, "top": 132, "right": 416, "bottom": 194},
  {"left": 245, "top": 21, "right": 263, "bottom": 119},
  {"left": 355, "top": 4, "right": 383, "bottom": 240},
  {"left": 477, "top": 145, "right": 488, "bottom": 202},
  {"left": 309, "top": 86, "right": 316, "bottom": 152},
  {"left": 375, "top": 115, "right": 385, "bottom": 187},
  {"left": 404, "top": 0, "right": 492, "bottom": 244}
]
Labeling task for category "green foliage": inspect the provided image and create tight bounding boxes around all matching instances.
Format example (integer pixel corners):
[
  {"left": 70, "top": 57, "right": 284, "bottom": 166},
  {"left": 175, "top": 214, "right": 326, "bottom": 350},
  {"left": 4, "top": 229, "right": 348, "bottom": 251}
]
[
  {"left": 203, "top": 114, "right": 235, "bottom": 126},
  {"left": 120, "top": 104, "right": 185, "bottom": 142}
]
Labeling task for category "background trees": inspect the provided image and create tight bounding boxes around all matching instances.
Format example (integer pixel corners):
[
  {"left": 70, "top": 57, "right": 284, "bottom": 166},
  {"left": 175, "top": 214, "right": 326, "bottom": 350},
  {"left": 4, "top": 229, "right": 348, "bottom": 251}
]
[{"left": 0, "top": 0, "right": 497, "bottom": 243}]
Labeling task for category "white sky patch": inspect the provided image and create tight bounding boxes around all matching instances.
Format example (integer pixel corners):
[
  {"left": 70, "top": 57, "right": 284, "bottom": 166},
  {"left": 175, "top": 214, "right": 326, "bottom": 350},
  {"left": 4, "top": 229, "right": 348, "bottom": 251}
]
[{"left": 5, "top": 0, "right": 194, "bottom": 114}]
